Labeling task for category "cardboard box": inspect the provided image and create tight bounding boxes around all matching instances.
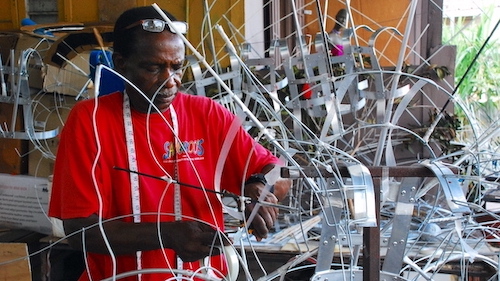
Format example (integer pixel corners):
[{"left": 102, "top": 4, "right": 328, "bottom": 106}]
[
  {"left": 27, "top": 93, "right": 78, "bottom": 177},
  {"left": 0, "top": 243, "right": 32, "bottom": 281}
]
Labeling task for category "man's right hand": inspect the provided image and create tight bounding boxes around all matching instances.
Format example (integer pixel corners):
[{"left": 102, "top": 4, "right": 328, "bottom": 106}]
[{"left": 162, "top": 221, "right": 228, "bottom": 262}]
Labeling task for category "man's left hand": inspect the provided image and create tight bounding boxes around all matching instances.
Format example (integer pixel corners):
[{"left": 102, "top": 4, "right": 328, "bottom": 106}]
[{"left": 244, "top": 182, "right": 279, "bottom": 241}]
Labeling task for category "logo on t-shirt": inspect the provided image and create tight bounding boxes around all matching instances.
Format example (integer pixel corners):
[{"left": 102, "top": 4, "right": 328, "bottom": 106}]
[{"left": 162, "top": 139, "right": 205, "bottom": 162}]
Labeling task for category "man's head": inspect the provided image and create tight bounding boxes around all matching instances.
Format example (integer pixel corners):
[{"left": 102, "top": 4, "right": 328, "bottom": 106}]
[
  {"left": 113, "top": 6, "right": 185, "bottom": 58},
  {"left": 112, "top": 6, "right": 187, "bottom": 113}
]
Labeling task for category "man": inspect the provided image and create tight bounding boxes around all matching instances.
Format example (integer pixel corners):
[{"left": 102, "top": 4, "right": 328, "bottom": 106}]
[{"left": 48, "top": 6, "right": 286, "bottom": 281}]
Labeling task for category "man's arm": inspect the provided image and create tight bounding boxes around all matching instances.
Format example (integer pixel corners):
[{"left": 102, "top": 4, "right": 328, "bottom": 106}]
[{"left": 63, "top": 214, "right": 226, "bottom": 262}]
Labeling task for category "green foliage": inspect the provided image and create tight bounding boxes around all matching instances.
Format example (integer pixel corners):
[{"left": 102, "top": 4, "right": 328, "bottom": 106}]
[{"left": 442, "top": 7, "right": 500, "bottom": 130}]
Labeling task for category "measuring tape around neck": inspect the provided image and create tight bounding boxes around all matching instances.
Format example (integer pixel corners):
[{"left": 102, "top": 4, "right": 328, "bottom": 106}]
[
  {"left": 123, "top": 94, "right": 141, "bottom": 223},
  {"left": 123, "top": 93, "right": 183, "bottom": 273},
  {"left": 123, "top": 94, "right": 143, "bottom": 277},
  {"left": 123, "top": 94, "right": 182, "bottom": 221},
  {"left": 169, "top": 106, "right": 182, "bottom": 221},
  {"left": 168, "top": 103, "right": 184, "bottom": 273}
]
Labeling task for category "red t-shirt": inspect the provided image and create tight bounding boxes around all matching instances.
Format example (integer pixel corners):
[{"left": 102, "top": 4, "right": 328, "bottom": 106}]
[{"left": 48, "top": 92, "right": 278, "bottom": 281}]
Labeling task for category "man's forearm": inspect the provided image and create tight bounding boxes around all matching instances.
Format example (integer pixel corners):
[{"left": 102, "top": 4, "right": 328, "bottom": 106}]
[{"left": 63, "top": 215, "right": 168, "bottom": 255}]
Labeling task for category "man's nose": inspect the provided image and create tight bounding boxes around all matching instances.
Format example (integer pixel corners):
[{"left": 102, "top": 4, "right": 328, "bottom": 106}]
[{"left": 160, "top": 71, "right": 180, "bottom": 88}]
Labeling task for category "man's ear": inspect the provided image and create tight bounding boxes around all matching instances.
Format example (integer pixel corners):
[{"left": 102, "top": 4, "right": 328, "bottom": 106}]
[{"left": 112, "top": 52, "right": 125, "bottom": 72}]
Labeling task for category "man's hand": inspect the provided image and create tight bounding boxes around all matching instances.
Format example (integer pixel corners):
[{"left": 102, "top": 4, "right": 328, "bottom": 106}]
[
  {"left": 162, "top": 221, "right": 228, "bottom": 262},
  {"left": 273, "top": 178, "right": 292, "bottom": 201},
  {"left": 244, "top": 182, "right": 279, "bottom": 241}
]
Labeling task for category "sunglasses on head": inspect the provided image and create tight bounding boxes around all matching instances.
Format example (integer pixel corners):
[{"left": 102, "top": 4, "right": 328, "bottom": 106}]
[{"left": 124, "top": 19, "right": 188, "bottom": 34}]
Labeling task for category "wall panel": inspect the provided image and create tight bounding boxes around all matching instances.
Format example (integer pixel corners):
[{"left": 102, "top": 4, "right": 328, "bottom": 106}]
[
  {"left": 98, "top": 0, "right": 135, "bottom": 23},
  {"left": 0, "top": 0, "right": 27, "bottom": 30},
  {"left": 58, "top": 0, "right": 99, "bottom": 23}
]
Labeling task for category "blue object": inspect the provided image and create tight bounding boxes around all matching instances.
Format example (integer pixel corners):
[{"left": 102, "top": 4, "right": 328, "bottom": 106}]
[
  {"left": 21, "top": 18, "right": 54, "bottom": 37},
  {"left": 21, "top": 18, "right": 37, "bottom": 26},
  {"left": 89, "top": 50, "right": 124, "bottom": 96}
]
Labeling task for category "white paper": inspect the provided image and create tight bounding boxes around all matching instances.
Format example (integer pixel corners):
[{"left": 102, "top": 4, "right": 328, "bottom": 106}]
[{"left": 0, "top": 173, "right": 52, "bottom": 235}]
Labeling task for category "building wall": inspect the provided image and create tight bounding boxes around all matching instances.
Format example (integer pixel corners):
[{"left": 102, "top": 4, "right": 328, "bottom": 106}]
[
  {"left": 0, "top": 0, "right": 27, "bottom": 30},
  {"left": 302, "top": 0, "right": 414, "bottom": 67},
  {"left": 245, "top": 0, "right": 265, "bottom": 59}
]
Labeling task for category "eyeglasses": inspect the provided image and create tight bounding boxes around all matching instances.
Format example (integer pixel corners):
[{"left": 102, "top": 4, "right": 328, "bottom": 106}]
[{"left": 124, "top": 19, "right": 188, "bottom": 34}]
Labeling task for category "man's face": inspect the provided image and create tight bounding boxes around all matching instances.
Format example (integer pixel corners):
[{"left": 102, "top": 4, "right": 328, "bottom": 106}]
[{"left": 114, "top": 31, "right": 185, "bottom": 113}]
